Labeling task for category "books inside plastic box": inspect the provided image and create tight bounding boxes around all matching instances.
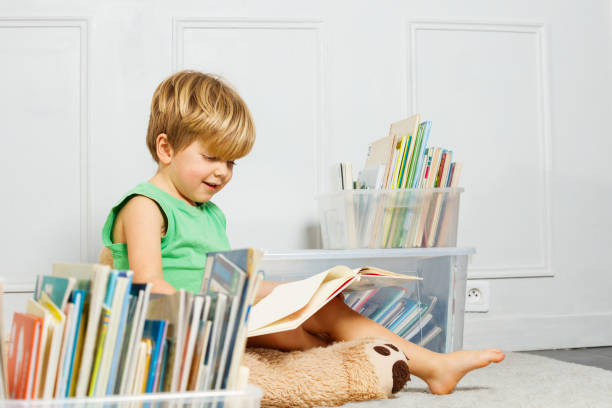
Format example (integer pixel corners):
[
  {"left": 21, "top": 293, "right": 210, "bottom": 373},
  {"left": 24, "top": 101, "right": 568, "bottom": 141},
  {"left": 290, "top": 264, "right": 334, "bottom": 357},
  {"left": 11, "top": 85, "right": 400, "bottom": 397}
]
[
  {"left": 0, "top": 386, "right": 262, "bottom": 408},
  {"left": 317, "top": 188, "right": 463, "bottom": 249},
  {"left": 260, "top": 250, "right": 469, "bottom": 354}
]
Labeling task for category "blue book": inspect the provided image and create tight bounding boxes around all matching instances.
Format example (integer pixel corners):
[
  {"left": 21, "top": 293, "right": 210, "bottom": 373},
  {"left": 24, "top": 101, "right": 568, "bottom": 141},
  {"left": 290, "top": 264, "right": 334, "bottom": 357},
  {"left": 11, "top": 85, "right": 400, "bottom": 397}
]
[
  {"left": 380, "top": 295, "right": 416, "bottom": 327},
  {"left": 103, "top": 271, "right": 119, "bottom": 308},
  {"left": 37, "top": 275, "right": 76, "bottom": 309},
  {"left": 387, "top": 298, "right": 420, "bottom": 331},
  {"left": 64, "top": 289, "right": 85, "bottom": 397},
  {"left": 143, "top": 320, "right": 168, "bottom": 393},
  {"left": 157, "top": 338, "right": 170, "bottom": 392},
  {"left": 106, "top": 271, "right": 133, "bottom": 394},
  {"left": 361, "top": 287, "right": 406, "bottom": 322}
]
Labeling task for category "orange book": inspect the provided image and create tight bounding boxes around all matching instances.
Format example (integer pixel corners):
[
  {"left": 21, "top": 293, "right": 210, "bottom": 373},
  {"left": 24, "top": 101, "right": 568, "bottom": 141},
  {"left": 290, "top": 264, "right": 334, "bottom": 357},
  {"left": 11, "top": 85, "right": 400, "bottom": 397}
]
[{"left": 7, "top": 313, "right": 43, "bottom": 399}]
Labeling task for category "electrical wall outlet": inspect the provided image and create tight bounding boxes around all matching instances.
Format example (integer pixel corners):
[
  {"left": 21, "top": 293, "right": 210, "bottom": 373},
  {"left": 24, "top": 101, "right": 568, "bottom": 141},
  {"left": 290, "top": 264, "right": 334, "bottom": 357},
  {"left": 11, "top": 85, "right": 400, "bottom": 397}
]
[{"left": 465, "top": 280, "right": 490, "bottom": 312}]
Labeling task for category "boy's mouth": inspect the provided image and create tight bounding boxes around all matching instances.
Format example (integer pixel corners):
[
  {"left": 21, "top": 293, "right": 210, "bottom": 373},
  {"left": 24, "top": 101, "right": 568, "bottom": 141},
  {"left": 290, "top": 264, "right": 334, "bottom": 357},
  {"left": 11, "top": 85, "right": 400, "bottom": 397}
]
[{"left": 204, "top": 181, "right": 219, "bottom": 190}]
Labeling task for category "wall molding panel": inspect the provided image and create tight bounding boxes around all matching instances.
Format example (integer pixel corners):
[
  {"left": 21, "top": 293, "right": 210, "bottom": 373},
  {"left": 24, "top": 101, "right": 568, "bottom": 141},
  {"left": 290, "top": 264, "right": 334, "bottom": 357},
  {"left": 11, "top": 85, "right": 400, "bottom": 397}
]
[
  {"left": 0, "top": 18, "right": 89, "bottom": 292},
  {"left": 406, "top": 20, "right": 553, "bottom": 279},
  {"left": 172, "top": 18, "right": 327, "bottom": 191}
]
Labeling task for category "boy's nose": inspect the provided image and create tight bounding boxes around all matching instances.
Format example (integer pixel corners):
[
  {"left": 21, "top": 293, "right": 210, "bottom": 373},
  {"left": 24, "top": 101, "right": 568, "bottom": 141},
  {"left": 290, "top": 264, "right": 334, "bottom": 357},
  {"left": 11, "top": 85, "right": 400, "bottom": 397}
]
[{"left": 214, "top": 162, "right": 231, "bottom": 177}]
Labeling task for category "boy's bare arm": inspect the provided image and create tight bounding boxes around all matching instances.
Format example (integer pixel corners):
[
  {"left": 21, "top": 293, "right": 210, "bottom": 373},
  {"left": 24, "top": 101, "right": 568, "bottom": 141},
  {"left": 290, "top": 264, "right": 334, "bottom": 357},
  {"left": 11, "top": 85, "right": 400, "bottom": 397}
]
[{"left": 117, "top": 195, "right": 176, "bottom": 294}]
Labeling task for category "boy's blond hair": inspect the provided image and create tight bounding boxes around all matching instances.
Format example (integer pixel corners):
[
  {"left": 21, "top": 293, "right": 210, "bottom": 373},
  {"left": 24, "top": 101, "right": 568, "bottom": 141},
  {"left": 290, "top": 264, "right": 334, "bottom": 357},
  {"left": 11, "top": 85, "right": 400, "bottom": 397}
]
[{"left": 146, "top": 70, "right": 255, "bottom": 162}]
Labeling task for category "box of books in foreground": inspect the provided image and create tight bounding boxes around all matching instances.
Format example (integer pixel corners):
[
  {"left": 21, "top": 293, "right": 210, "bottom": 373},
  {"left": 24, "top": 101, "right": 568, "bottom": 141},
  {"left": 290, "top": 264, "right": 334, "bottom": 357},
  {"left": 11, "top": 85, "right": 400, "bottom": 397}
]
[
  {"left": 260, "top": 248, "right": 472, "bottom": 354},
  {"left": 0, "top": 249, "right": 264, "bottom": 406},
  {"left": 316, "top": 188, "right": 463, "bottom": 249}
]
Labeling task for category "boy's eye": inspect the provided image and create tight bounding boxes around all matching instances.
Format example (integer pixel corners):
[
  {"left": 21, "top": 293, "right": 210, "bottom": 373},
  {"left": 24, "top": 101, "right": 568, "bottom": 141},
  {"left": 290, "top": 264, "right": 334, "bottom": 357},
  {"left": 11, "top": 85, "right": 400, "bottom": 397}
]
[{"left": 203, "top": 154, "right": 236, "bottom": 168}]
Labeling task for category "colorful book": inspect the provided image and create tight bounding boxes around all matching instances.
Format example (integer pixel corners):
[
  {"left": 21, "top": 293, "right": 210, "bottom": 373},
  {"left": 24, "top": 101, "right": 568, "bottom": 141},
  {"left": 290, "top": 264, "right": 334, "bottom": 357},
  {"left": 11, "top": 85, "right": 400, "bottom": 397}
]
[
  {"left": 142, "top": 320, "right": 168, "bottom": 393},
  {"left": 146, "top": 290, "right": 187, "bottom": 392},
  {"left": 87, "top": 305, "right": 111, "bottom": 396},
  {"left": 64, "top": 289, "right": 85, "bottom": 397},
  {"left": 54, "top": 303, "right": 76, "bottom": 397},
  {"left": 36, "top": 275, "right": 76, "bottom": 310},
  {"left": 106, "top": 271, "right": 133, "bottom": 395},
  {"left": 38, "top": 292, "right": 66, "bottom": 398},
  {"left": 52, "top": 263, "right": 111, "bottom": 398},
  {"left": 7, "top": 313, "right": 43, "bottom": 399},
  {"left": 117, "top": 283, "right": 151, "bottom": 395}
]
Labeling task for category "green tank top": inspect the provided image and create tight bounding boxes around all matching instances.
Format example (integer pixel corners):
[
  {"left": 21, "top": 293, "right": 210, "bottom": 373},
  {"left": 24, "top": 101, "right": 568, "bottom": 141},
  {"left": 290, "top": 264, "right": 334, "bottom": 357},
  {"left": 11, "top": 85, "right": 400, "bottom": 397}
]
[{"left": 101, "top": 182, "right": 231, "bottom": 293}]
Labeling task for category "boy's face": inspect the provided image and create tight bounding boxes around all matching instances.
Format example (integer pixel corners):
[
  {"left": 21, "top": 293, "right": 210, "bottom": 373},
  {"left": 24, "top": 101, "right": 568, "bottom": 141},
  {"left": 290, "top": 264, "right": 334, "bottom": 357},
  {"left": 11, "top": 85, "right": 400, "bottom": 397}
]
[{"left": 168, "top": 139, "right": 234, "bottom": 205}]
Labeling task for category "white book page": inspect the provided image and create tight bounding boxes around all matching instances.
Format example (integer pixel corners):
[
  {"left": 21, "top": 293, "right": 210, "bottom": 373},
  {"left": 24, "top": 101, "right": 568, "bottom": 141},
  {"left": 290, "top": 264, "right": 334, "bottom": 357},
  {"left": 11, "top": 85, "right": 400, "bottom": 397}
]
[
  {"left": 248, "top": 266, "right": 355, "bottom": 334},
  {"left": 247, "top": 270, "right": 330, "bottom": 332}
]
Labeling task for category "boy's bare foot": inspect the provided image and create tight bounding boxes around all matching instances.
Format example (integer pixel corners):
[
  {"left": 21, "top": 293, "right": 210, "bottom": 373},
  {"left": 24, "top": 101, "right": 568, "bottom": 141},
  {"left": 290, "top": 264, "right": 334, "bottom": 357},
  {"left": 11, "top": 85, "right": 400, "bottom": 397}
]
[{"left": 425, "top": 349, "right": 505, "bottom": 394}]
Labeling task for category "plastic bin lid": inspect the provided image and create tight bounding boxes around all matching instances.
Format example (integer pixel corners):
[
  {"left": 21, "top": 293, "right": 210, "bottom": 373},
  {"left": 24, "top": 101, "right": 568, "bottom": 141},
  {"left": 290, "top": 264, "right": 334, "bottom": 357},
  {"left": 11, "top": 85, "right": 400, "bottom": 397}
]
[{"left": 263, "top": 248, "right": 475, "bottom": 261}]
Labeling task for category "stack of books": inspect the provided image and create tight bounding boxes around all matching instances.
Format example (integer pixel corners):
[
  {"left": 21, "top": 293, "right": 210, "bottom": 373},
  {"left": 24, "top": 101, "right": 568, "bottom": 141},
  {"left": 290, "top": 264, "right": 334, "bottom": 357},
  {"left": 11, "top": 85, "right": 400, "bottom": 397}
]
[
  {"left": 0, "top": 249, "right": 263, "bottom": 400},
  {"left": 330, "top": 114, "right": 463, "bottom": 249},
  {"left": 344, "top": 288, "right": 440, "bottom": 347}
]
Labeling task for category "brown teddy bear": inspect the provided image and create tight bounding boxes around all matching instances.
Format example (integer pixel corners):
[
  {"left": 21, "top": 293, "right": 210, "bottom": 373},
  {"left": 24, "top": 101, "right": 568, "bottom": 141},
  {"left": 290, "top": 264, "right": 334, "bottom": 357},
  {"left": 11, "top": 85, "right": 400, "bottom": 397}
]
[{"left": 245, "top": 337, "right": 410, "bottom": 407}]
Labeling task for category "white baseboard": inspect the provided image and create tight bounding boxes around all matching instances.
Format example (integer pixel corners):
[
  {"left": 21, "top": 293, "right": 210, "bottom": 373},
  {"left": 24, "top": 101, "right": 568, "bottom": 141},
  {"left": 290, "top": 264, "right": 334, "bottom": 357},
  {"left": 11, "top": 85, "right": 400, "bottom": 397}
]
[{"left": 463, "top": 312, "right": 612, "bottom": 351}]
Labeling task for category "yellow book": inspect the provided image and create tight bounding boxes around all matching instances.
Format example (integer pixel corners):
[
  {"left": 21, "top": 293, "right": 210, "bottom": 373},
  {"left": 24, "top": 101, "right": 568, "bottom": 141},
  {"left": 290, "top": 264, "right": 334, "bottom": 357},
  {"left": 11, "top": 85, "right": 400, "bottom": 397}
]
[
  {"left": 390, "top": 135, "right": 407, "bottom": 189},
  {"left": 142, "top": 339, "right": 153, "bottom": 393},
  {"left": 87, "top": 306, "right": 110, "bottom": 396}
]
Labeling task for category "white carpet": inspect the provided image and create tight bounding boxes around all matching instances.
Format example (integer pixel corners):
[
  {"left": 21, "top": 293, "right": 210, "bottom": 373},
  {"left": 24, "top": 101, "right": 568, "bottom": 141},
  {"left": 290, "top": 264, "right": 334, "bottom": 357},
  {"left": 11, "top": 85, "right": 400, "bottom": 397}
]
[{"left": 342, "top": 352, "right": 612, "bottom": 408}]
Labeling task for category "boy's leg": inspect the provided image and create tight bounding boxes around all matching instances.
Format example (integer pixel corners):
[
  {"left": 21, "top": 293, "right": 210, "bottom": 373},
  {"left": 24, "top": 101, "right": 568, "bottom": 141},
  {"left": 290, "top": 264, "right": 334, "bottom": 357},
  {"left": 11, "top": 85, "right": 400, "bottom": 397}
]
[
  {"left": 247, "top": 326, "right": 330, "bottom": 351},
  {"left": 302, "top": 296, "right": 505, "bottom": 395}
]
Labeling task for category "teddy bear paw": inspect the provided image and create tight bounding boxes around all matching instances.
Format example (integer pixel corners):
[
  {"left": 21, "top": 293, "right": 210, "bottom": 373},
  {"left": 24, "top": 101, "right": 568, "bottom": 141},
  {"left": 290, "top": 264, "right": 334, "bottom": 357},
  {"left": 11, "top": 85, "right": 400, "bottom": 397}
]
[{"left": 364, "top": 339, "right": 410, "bottom": 395}]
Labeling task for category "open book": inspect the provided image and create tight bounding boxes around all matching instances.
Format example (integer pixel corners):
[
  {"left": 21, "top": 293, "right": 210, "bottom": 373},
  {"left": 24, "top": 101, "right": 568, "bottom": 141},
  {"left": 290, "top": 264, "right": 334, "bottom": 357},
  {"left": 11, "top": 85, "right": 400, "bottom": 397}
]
[{"left": 247, "top": 266, "right": 420, "bottom": 337}]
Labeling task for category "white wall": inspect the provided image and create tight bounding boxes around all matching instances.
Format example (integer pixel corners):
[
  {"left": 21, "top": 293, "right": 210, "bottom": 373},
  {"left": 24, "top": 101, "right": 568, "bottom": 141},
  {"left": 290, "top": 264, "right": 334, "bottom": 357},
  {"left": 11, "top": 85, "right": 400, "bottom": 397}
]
[{"left": 1, "top": 0, "right": 611, "bottom": 351}]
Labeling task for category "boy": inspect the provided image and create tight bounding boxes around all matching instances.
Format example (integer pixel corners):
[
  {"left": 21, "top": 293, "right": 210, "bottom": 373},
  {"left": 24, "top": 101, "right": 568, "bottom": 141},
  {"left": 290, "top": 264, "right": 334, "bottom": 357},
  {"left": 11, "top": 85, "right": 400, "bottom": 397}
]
[{"left": 101, "top": 70, "right": 504, "bottom": 395}]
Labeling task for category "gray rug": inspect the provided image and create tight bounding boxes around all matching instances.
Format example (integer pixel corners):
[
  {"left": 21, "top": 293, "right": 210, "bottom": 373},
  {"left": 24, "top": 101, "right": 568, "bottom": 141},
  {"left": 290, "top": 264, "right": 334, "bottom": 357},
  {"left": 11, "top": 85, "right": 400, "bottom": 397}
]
[{"left": 342, "top": 352, "right": 612, "bottom": 408}]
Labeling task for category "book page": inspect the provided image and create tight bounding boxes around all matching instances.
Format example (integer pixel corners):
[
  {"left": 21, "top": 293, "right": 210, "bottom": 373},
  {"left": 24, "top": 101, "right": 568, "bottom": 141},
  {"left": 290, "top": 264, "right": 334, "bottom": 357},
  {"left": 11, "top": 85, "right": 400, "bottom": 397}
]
[
  {"left": 247, "top": 270, "right": 329, "bottom": 333},
  {"left": 248, "top": 266, "right": 355, "bottom": 333},
  {"left": 347, "top": 267, "right": 421, "bottom": 292},
  {"left": 248, "top": 267, "right": 357, "bottom": 336}
]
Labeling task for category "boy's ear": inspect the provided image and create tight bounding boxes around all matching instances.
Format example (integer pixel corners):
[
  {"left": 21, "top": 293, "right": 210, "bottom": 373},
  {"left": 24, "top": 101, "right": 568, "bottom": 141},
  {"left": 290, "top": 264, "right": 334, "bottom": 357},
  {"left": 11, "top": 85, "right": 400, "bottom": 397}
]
[{"left": 156, "top": 133, "right": 174, "bottom": 164}]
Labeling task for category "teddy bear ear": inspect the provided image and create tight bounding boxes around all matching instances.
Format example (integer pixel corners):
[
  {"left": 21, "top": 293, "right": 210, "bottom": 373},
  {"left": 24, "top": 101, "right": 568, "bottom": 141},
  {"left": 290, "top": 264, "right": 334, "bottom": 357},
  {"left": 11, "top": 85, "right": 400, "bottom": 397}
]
[{"left": 364, "top": 340, "right": 411, "bottom": 396}]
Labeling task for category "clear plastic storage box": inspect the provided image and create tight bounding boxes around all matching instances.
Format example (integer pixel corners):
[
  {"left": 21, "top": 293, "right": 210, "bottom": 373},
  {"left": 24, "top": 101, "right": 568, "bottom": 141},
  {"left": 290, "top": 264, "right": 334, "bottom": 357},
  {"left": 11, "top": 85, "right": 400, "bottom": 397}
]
[
  {"left": 316, "top": 188, "right": 463, "bottom": 249},
  {"left": 260, "top": 248, "right": 472, "bottom": 354},
  {"left": 0, "top": 387, "right": 262, "bottom": 408}
]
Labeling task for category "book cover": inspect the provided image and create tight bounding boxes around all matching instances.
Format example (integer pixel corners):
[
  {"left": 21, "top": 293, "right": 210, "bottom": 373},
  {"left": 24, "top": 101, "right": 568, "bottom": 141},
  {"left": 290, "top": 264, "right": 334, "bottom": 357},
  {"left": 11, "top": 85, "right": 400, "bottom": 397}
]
[
  {"left": 36, "top": 276, "right": 76, "bottom": 310},
  {"left": 360, "top": 286, "right": 407, "bottom": 322},
  {"left": 106, "top": 271, "right": 133, "bottom": 395},
  {"left": 201, "top": 248, "right": 265, "bottom": 389},
  {"left": 202, "top": 292, "right": 228, "bottom": 390},
  {"left": 87, "top": 305, "right": 111, "bottom": 396},
  {"left": 54, "top": 302, "right": 76, "bottom": 397},
  {"left": 179, "top": 295, "right": 204, "bottom": 391},
  {"left": 118, "top": 283, "right": 151, "bottom": 395},
  {"left": 24, "top": 299, "right": 50, "bottom": 399},
  {"left": 142, "top": 319, "right": 168, "bottom": 393},
  {"left": 65, "top": 289, "right": 85, "bottom": 397},
  {"left": 350, "top": 288, "right": 377, "bottom": 311},
  {"left": 37, "top": 292, "right": 66, "bottom": 399},
  {"left": 146, "top": 290, "right": 186, "bottom": 392},
  {"left": 188, "top": 320, "right": 212, "bottom": 390},
  {"left": 7, "top": 313, "right": 43, "bottom": 399},
  {"left": 93, "top": 273, "right": 129, "bottom": 396},
  {"left": 387, "top": 297, "right": 420, "bottom": 331}
]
